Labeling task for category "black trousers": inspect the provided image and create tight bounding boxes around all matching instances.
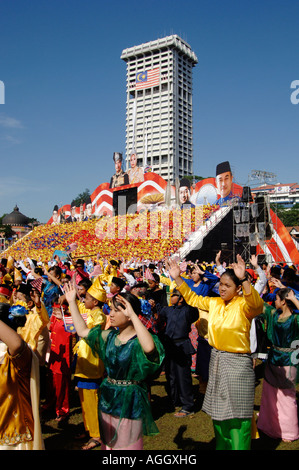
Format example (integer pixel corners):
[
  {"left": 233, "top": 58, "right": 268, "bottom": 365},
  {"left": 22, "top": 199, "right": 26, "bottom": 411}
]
[{"left": 164, "top": 342, "right": 194, "bottom": 412}]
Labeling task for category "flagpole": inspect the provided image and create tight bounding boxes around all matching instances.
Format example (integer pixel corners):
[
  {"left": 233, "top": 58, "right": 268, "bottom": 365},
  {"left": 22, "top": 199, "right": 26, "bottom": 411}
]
[
  {"left": 130, "top": 98, "right": 137, "bottom": 168},
  {"left": 144, "top": 119, "right": 148, "bottom": 167}
]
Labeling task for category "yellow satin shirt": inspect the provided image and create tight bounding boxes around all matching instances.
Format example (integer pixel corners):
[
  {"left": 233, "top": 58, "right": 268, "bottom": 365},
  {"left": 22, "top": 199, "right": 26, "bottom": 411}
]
[
  {"left": 178, "top": 281, "right": 264, "bottom": 354},
  {"left": 74, "top": 301, "right": 106, "bottom": 380},
  {"left": 18, "top": 302, "right": 49, "bottom": 351},
  {"left": 0, "top": 343, "right": 34, "bottom": 446}
]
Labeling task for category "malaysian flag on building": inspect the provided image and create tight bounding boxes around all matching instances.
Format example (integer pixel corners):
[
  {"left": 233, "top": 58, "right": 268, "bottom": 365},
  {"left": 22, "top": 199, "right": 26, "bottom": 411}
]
[{"left": 136, "top": 68, "right": 159, "bottom": 90}]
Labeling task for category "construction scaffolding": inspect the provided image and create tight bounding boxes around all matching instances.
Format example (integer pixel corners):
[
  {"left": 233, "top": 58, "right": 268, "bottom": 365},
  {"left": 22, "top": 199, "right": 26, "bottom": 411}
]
[{"left": 232, "top": 186, "right": 280, "bottom": 265}]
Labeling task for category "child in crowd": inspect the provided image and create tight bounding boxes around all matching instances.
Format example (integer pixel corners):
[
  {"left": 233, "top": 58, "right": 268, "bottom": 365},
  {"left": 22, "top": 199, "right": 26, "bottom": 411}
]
[
  {"left": 64, "top": 281, "right": 165, "bottom": 450},
  {"left": 77, "top": 278, "right": 92, "bottom": 301},
  {"left": 42, "top": 299, "right": 76, "bottom": 425},
  {"left": 72, "top": 277, "right": 107, "bottom": 450},
  {"left": 146, "top": 272, "right": 168, "bottom": 307},
  {"left": 155, "top": 288, "right": 199, "bottom": 416},
  {"left": 41, "top": 265, "right": 64, "bottom": 317},
  {"left": 13, "top": 283, "right": 49, "bottom": 353}
]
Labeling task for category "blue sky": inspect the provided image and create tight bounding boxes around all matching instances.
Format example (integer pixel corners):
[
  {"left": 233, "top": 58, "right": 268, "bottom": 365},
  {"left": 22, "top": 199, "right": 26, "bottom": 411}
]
[{"left": 0, "top": 0, "right": 298, "bottom": 223}]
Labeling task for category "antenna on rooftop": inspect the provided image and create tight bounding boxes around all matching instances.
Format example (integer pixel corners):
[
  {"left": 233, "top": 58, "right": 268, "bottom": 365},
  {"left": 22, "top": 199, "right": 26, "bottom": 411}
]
[{"left": 248, "top": 170, "right": 277, "bottom": 186}]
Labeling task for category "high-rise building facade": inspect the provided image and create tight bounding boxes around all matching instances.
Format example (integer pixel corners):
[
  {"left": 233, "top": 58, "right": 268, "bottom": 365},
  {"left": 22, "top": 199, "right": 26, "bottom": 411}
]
[{"left": 121, "top": 35, "right": 198, "bottom": 183}]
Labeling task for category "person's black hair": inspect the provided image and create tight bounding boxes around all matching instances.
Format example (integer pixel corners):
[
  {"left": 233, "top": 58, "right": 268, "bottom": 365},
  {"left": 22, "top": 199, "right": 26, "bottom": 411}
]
[
  {"left": 51, "top": 294, "right": 61, "bottom": 306},
  {"left": 78, "top": 278, "right": 92, "bottom": 290},
  {"left": 0, "top": 302, "right": 27, "bottom": 331},
  {"left": 111, "top": 276, "right": 126, "bottom": 290},
  {"left": 282, "top": 268, "right": 296, "bottom": 283},
  {"left": 276, "top": 288, "right": 297, "bottom": 311},
  {"left": 34, "top": 267, "right": 43, "bottom": 276},
  {"left": 111, "top": 292, "right": 142, "bottom": 317},
  {"left": 76, "top": 259, "right": 85, "bottom": 267},
  {"left": 151, "top": 272, "right": 160, "bottom": 283},
  {"left": 17, "top": 283, "right": 32, "bottom": 300},
  {"left": 270, "top": 266, "right": 281, "bottom": 279},
  {"left": 220, "top": 268, "right": 241, "bottom": 287},
  {"left": 134, "top": 282, "right": 149, "bottom": 289},
  {"left": 189, "top": 266, "right": 204, "bottom": 279},
  {"left": 49, "top": 265, "right": 62, "bottom": 278}
]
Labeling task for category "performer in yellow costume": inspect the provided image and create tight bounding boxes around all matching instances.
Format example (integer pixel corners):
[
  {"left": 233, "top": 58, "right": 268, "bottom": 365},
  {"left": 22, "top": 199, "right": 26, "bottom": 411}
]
[
  {"left": 73, "top": 276, "right": 107, "bottom": 450},
  {"left": 0, "top": 302, "right": 44, "bottom": 450},
  {"left": 168, "top": 255, "right": 264, "bottom": 450},
  {"left": 14, "top": 284, "right": 49, "bottom": 353}
]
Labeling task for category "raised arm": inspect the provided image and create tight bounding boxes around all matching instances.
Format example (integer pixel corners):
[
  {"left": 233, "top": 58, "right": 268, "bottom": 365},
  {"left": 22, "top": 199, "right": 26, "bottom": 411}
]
[
  {"left": 167, "top": 258, "right": 210, "bottom": 311},
  {"left": 116, "top": 295, "right": 156, "bottom": 355},
  {"left": 63, "top": 281, "right": 90, "bottom": 338},
  {"left": 231, "top": 254, "right": 251, "bottom": 295},
  {"left": 0, "top": 320, "right": 24, "bottom": 356},
  {"left": 286, "top": 289, "right": 299, "bottom": 311},
  {"left": 232, "top": 255, "right": 264, "bottom": 317}
]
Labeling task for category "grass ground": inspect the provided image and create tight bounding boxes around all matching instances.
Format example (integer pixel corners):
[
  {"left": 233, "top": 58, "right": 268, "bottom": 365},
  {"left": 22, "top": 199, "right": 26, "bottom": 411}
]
[{"left": 41, "top": 360, "right": 299, "bottom": 451}]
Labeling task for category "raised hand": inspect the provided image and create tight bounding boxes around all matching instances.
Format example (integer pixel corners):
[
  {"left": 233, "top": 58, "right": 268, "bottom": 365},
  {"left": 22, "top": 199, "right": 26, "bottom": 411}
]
[
  {"left": 270, "top": 277, "right": 284, "bottom": 289},
  {"left": 116, "top": 295, "right": 135, "bottom": 319},
  {"left": 250, "top": 254, "right": 258, "bottom": 269},
  {"left": 231, "top": 254, "right": 246, "bottom": 280},
  {"left": 167, "top": 258, "right": 181, "bottom": 281},
  {"left": 63, "top": 280, "right": 77, "bottom": 303},
  {"left": 285, "top": 289, "right": 297, "bottom": 302},
  {"left": 215, "top": 250, "right": 221, "bottom": 265}
]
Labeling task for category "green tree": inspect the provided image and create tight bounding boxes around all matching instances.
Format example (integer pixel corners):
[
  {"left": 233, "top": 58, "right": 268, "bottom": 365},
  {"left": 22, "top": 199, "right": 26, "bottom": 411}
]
[
  {"left": 72, "top": 188, "right": 91, "bottom": 207},
  {"left": 271, "top": 204, "right": 299, "bottom": 227},
  {"left": 183, "top": 175, "right": 211, "bottom": 183},
  {"left": 0, "top": 214, "right": 13, "bottom": 238}
]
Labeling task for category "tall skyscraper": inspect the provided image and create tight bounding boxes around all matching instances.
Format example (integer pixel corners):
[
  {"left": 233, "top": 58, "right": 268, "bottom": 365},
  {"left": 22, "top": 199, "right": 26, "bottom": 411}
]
[{"left": 121, "top": 35, "right": 198, "bottom": 183}]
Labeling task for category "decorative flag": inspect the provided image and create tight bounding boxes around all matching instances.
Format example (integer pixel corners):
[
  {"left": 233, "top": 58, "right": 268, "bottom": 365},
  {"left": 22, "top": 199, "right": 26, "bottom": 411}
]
[
  {"left": 136, "top": 68, "right": 159, "bottom": 90},
  {"left": 144, "top": 267, "right": 155, "bottom": 281},
  {"left": 89, "top": 264, "right": 102, "bottom": 278},
  {"left": 31, "top": 277, "right": 44, "bottom": 293},
  {"left": 65, "top": 243, "right": 78, "bottom": 253},
  {"left": 63, "top": 310, "right": 87, "bottom": 333}
]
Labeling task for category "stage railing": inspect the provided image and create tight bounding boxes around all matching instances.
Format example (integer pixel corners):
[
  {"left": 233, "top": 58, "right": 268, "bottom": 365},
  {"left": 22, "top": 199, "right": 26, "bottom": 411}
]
[{"left": 178, "top": 205, "right": 232, "bottom": 259}]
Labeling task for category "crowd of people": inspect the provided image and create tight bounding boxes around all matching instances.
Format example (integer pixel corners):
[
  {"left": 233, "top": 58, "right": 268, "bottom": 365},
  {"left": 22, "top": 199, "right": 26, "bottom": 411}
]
[
  {"left": 0, "top": 249, "right": 299, "bottom": 451},
  {"left": 3, "top": 205, "right": 219, "bottom": 264}
]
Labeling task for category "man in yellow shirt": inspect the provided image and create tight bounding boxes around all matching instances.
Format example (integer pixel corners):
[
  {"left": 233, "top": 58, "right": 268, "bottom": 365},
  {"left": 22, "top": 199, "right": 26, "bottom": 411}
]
[
  {"left": 13, "top": 283, "right": 49, "bottom": 354},
  {"left": 73, "top": 277, "right": 107, "bottom": 450}
]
